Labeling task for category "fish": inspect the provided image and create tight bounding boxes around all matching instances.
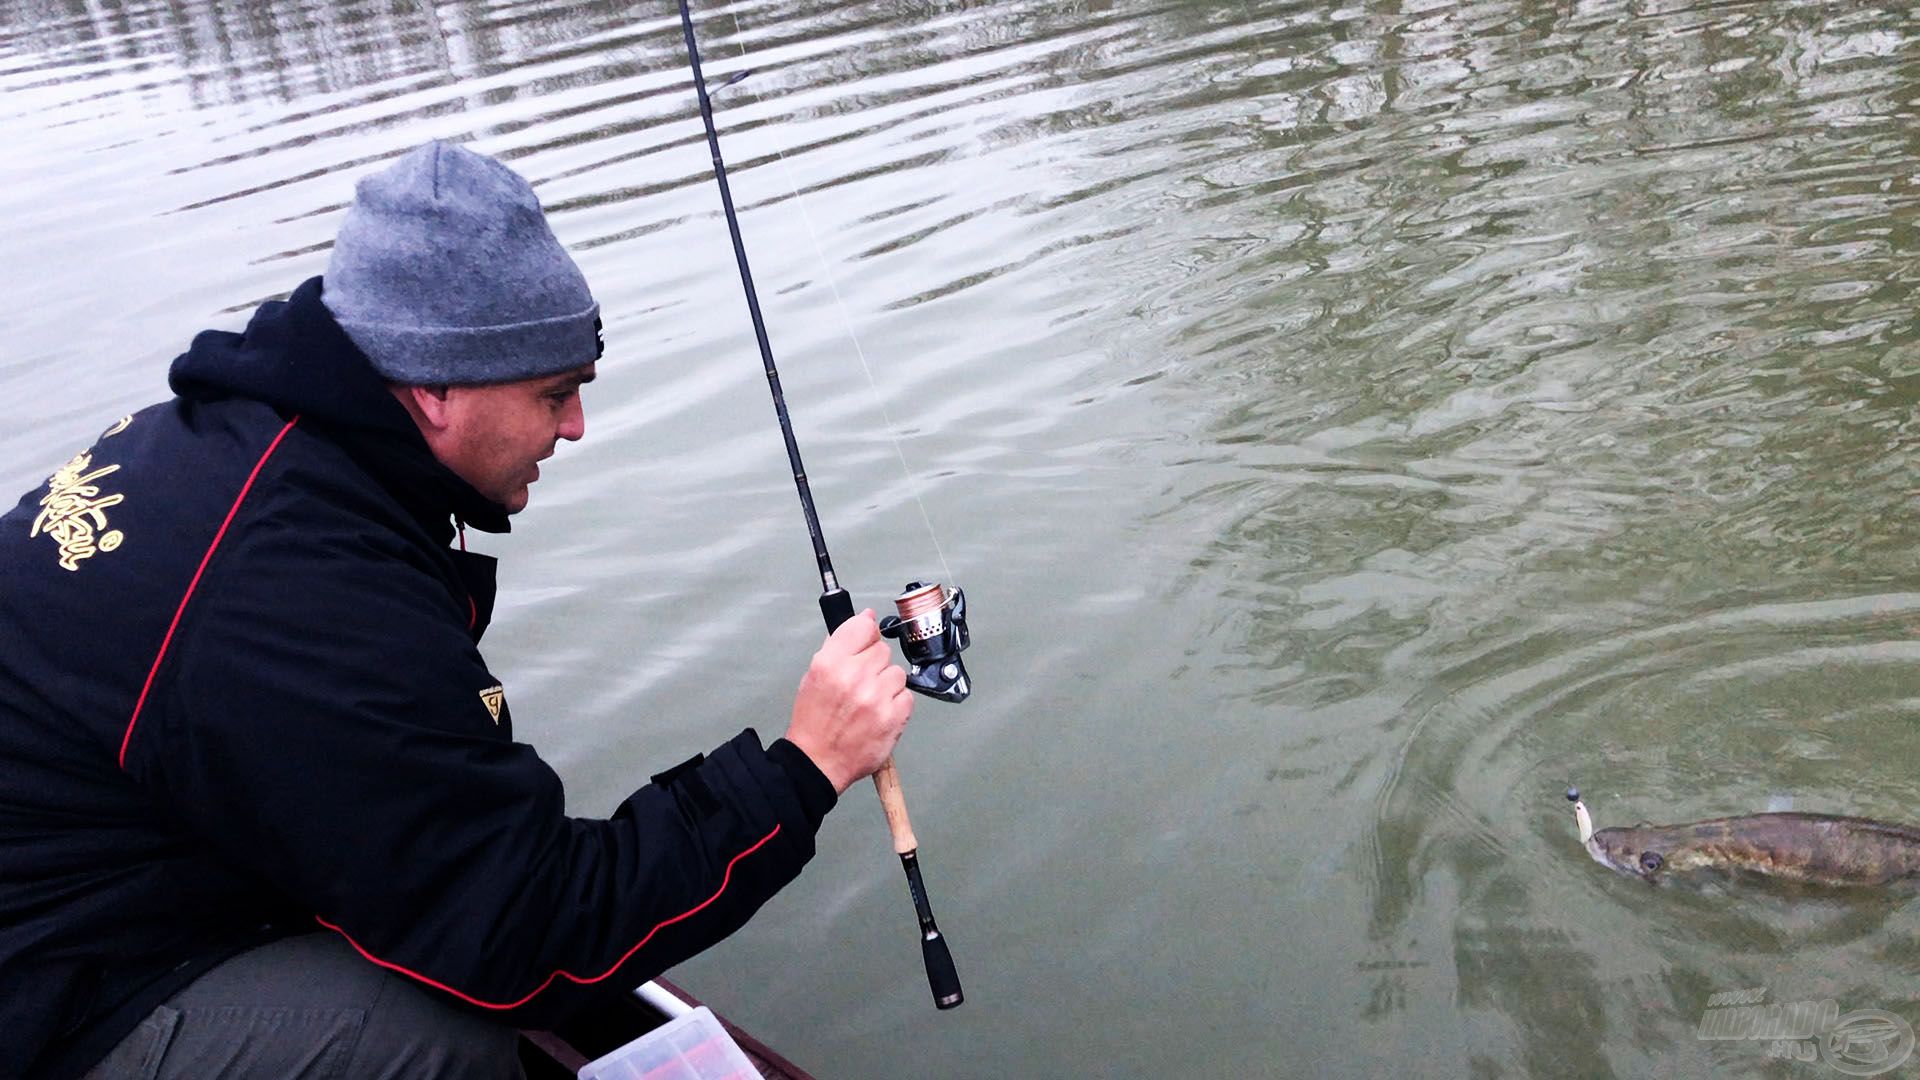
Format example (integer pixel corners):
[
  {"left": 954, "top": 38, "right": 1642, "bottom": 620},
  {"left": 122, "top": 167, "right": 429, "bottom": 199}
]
[{"left": 1566, "top": 788, "right": 1920, "bottom": 886}]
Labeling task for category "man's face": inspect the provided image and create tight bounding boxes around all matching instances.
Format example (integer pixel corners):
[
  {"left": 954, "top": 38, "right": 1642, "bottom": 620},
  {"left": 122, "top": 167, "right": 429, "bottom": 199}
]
[{"left": 430, "top": 364, "right": 595, "bottom": 513}]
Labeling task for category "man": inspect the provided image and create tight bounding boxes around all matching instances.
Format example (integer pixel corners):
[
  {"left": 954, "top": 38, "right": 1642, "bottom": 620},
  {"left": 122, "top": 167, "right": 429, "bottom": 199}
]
[{"left": 0, "top": 142, "right": 912, "bottom": 1079}]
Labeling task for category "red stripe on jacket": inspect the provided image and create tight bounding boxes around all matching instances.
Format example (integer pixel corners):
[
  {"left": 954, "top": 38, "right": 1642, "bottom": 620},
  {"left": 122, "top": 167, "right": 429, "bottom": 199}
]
[
  {"left": 120, "top": 416, "right": 301, "bottom": 769},
  {"left": 315, "top": 824, "right": 783, "bottom": 1010}
]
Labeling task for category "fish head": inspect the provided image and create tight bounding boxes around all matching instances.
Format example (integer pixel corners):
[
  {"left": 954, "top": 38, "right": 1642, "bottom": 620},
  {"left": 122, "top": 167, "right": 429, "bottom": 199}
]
[
  {"left": 1568, "top": 789, "right": 1667, "bottom": 882},
  {"left": 1588, "top": 826, "right": 1668, "bottom": 883}
]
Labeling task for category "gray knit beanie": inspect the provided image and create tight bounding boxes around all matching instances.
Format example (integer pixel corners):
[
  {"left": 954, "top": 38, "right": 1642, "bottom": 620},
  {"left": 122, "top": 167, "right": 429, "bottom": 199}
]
[{"left": 323, "top": 141, "right": 601, "bottom": 385}]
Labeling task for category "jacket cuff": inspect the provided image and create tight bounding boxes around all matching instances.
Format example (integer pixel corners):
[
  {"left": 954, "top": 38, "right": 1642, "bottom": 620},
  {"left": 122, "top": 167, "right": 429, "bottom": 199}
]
[{"left": 767, "top": 738, "right": 838, "bottom": 831}]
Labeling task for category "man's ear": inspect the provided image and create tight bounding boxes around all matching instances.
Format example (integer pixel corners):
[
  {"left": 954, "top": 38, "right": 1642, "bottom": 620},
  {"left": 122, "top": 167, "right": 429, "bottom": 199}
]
[{"left": 406, "top": 383, "right": 455, "bottom": 430}]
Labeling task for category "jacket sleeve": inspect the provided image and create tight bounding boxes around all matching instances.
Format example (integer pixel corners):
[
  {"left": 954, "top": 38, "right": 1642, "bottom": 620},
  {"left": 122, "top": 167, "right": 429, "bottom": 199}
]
[{"left": 123, "top": 521, "right": 836, "bottom": 1026}]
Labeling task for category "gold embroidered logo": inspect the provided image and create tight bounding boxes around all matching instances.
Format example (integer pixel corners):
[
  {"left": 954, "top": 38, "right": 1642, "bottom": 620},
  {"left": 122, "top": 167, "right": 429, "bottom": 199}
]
[
  {"left": 102, "top": 415, "right": 133, "bottom": 439},
  {"left": 479, "top": 685, "right": 506, "bottom": 724},
  {"left": 31, "top": 449, "right": 126, "bottom": 572}
]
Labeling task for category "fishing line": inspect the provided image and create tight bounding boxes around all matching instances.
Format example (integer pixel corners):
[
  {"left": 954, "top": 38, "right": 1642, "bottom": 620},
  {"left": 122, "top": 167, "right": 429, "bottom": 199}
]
[{"left": 708, "top": 3, "right": 955, "bottom": 590}]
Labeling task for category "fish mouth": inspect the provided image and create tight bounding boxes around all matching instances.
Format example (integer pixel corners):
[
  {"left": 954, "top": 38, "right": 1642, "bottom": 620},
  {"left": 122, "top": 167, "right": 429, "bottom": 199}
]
[
  {"left": 1583, "top": 834, "right": 1628, "bottom": 873},
  {"left": 1589, "top": 839, "right": 1647, "bottom": 878}
]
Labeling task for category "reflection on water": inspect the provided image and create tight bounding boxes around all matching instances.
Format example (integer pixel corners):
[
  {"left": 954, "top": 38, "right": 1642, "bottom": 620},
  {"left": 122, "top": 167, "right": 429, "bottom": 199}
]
[{"left": 6, "top": 0, "right": 1919, "bottom": 1075}]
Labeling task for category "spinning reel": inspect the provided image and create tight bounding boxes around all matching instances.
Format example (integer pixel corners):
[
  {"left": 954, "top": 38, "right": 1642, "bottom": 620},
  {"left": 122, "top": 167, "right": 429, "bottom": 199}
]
[{"left": 879, "top": 582, "right": 972, "bottom": 704}]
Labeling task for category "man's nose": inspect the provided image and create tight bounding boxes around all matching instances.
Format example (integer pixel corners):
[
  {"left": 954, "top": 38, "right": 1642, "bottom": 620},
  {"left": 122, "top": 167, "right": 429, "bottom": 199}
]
[{"left": 558, "top": 396, "right": 586, "bottom": 442}]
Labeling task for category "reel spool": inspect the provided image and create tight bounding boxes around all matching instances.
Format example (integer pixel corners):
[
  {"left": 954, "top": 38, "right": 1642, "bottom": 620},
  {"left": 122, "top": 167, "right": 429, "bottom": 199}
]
[{"left": 879, "top": 582, "right": 972, "bottom": 703}]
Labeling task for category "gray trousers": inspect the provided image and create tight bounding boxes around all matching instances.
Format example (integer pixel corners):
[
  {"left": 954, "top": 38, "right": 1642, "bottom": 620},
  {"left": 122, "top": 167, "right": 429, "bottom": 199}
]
[{"left": 82, "top": 933, "right": 525, "bottom": 1080}]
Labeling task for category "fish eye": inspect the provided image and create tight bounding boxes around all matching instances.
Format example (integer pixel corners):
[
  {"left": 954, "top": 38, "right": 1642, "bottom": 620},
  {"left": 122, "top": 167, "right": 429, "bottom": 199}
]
[{"left": 1640, "top": 851, "right": 1664, "bottom": 873}]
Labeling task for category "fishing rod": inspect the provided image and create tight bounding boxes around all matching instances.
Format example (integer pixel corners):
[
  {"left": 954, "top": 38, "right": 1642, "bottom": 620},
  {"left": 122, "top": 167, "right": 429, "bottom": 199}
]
[{"left": 675, "top": 0, "right": 970, "bottom": 1011}]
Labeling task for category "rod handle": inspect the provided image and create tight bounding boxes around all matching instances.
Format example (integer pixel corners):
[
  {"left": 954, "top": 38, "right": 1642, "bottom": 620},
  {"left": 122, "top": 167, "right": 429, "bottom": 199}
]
[
  {"left": 900, "top": 849, "right": 963, "bottom": 1009},
  {"left": 922, "top": 925, "right": 964, "bottom": 1010},
  {"left": 871, "top": 757, "right": 918, "bottom": 854}
]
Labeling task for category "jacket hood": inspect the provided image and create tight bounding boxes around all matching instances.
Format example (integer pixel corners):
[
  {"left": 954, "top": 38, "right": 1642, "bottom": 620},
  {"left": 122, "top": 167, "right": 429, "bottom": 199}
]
[{"left": 169, "top": 277, "right": 509, "bottom": 534}]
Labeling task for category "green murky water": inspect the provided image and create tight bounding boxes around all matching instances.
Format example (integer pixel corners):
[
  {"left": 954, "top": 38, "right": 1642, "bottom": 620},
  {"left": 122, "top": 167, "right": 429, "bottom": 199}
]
[{"left": 6, "top": 0, "right": 1918, "bottom": 1075}]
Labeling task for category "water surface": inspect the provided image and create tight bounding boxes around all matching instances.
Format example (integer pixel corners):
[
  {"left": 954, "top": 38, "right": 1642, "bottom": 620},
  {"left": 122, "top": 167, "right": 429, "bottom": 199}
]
[{"left": 6, "top": 0, "right": 1919, "bottom": 1075}]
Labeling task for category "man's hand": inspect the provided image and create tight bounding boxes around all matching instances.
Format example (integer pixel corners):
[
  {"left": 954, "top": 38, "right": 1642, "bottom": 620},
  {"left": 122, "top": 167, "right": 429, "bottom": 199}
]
[{"left": 784, "top": 610, "right": 913, "bottom": 795}]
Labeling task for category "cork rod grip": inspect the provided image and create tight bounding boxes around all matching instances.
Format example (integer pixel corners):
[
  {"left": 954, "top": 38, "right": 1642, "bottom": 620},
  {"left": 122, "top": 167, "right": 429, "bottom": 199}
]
[{"left": 871, "top": 756, "right": 918, "bottom": 855}]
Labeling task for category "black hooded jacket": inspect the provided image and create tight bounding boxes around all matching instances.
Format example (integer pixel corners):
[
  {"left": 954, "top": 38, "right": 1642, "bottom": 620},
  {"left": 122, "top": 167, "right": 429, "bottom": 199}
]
[{"left": 0, "top": 278, "right": 836, "bottom": 1080}]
